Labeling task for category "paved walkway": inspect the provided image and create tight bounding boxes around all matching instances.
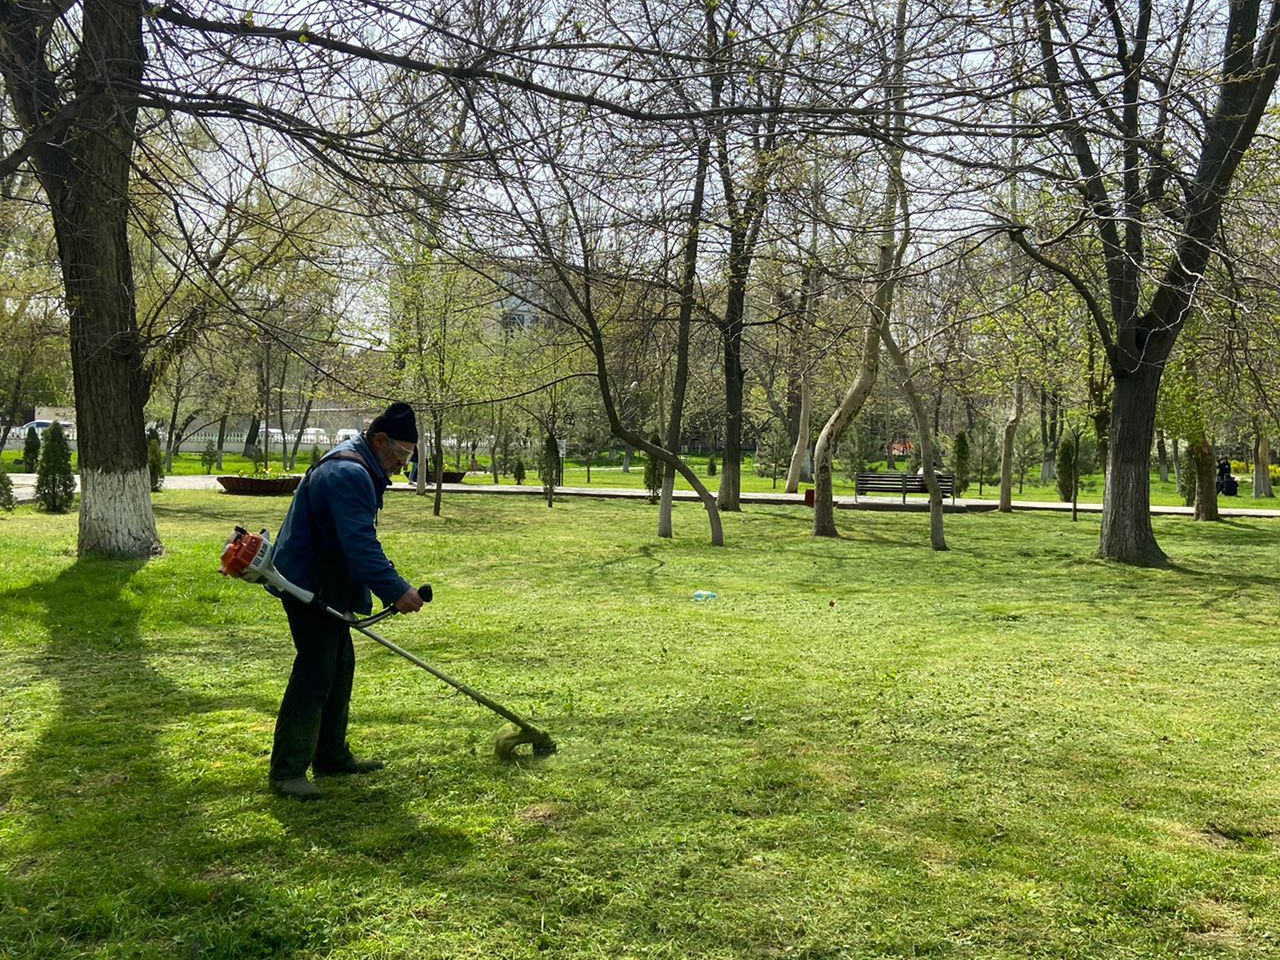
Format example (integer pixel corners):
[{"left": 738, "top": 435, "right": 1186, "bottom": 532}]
[{"left": 9, "top": 473, "right": 1280, "bottom": 518}]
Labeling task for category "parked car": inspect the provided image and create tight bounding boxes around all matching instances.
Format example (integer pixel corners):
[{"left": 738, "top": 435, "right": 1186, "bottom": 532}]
[
  {"left": 334, "top": 428, "right": 361, "bottom": 443},
  {"left": 20, "top": 419, "right": 73, "bottom": 434},
  {"left": 298, "top": 427, "right": 330, "bottom": 445}
]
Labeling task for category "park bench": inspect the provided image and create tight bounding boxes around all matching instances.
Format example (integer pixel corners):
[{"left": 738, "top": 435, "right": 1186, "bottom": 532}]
[{"left": 854, "top": 471, "right": 957, "bottom": 504}]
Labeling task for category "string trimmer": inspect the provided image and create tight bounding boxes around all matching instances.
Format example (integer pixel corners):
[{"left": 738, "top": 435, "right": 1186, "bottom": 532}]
[{"left": 219, "top": 526, "right": 557, "bottom": 761}]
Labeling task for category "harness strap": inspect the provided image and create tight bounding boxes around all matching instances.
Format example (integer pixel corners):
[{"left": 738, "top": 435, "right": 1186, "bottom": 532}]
[{"left": 307, "top": 448, "right": 380, "bottom": 487}]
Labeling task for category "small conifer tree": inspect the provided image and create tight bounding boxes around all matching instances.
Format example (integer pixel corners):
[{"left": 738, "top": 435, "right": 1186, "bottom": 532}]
[
  {"left": 953, "top": 431, "right": 971, "bottom": 494},
  {"left": 23, "top": 426, "right": 40, "bottom": 471},
  {"left": 707, "top": 457, "right": 717, "bottom": 476},
  {"left": 147, "top": 436, "right": 165, "bottom": 491},
  {"left": 201, "top": 440, "right": 218, "bottom": 474},
  {"left": 1176, "top": 450, "right": 1197, "bottom": 505},
  {"left": 35, "top": 422, "right": 75, "bottom": 512},
  {"left": 0, "top": 460, "right": 14, "bottom": 511},
  {"left": 309, "top": 445, "right": 323, "bottom": 469},
  {"left": 513, "top": 457, "right": 526, "bottom": 485},
  {"left": 1055, "top": 436, "right": 1077, "bottom": 502}
]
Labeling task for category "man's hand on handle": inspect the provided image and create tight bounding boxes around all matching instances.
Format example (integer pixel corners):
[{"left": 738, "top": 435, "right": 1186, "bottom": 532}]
[{"left": 394, "top": 586, "right": 425, "bottom": 613}]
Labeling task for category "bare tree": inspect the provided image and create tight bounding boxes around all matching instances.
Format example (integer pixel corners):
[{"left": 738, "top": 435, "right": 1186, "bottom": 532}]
[{"left": 1003, "top": 0, "right": 1280, "bottom": 565}]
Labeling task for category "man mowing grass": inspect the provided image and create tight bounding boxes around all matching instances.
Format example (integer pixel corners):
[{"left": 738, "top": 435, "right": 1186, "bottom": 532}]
[{"left": 267, "top": 402, "right": 427, "bottom": 801}]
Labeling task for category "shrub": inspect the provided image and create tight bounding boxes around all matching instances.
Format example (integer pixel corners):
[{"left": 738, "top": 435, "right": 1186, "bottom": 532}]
[
  {"left": 309, "top": 445, "right": 323, "bottom": 470},
  {"left": 23, "top": 426, "right": 40, "bottom": 471},
  {"left": 953, "top": 431, "right": 971, "bottom": 495},
  {"left": 643, "top": 435, "right": 664, "bottom": 503},
  {"left": 1055, "top": 436, "right": 1077, "bottom": 502},
  {"left": 0, "top": 460, "right": 14, "bottom": 511},
  {"left": 707, "top": 457, "right": 717, "bottom": 476},
  {"left": 753, "top": 423, "right": 791, "bottom": 479},
  {"left": 1176, "top": 451, "right": 1196, "bottom": 505},
  {"left": 35, "top": 422, "right": 75, "bottom": 512},
  {"left": 513, "top": 457, "right": 526, "bottom": 485},
  {"left": 201, "top": 440, "right": 218, "bottom": 474},
  {"left": 147, "top": 437, "right": 165, "bottom": 492}
]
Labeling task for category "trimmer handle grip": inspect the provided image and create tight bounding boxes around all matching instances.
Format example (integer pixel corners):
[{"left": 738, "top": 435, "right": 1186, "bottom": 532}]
[{"left": 419, "top": 583, "right": 433, "bottom": 604}]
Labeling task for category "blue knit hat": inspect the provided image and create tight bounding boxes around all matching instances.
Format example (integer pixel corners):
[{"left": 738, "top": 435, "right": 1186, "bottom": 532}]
[{"left": 368, "top": 402, "right": 418, "bottom": 444}]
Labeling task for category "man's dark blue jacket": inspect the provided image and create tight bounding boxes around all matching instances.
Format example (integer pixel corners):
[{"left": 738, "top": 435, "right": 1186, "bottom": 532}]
[{"left": 272, "top": 435, "right": 411, "bottom": 614}]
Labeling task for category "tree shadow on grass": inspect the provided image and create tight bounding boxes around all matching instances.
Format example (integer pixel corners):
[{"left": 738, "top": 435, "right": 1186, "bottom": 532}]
[
  {"left": 1163, "top": 558, "right": 1280, "bottom": 591},
  {"left": 0, "top": 557, "right": 473, "bottom": 958}
]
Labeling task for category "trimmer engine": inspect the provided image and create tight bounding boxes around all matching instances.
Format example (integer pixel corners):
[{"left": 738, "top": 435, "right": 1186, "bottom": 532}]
[
  {"left": 219, "top": 526, "right": 275, "bottom": 583},
  {"left": 219, "top": 527, "right": 316, "bottom": 604}
]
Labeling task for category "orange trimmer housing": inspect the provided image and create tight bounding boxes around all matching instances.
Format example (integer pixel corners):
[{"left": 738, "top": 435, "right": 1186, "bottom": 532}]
[{"left": 220, "top": 527, "right": 273, "bottom": 582}]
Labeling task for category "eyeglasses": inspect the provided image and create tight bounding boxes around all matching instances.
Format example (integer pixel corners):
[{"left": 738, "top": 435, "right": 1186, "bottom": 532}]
[{"left": 386, "top": 438, "right": 415, "bottom": 462}]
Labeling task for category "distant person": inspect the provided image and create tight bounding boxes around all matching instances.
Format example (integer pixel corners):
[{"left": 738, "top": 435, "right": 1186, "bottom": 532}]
[
  {"left": 266, "top": 401, "right": 425, "bottom": 801},
  {"left": 408, "top": 444, "right": 420, "bottom": 484},
  {"left": 1216, "top": 456, "right": 1232, "bottom": 494}
]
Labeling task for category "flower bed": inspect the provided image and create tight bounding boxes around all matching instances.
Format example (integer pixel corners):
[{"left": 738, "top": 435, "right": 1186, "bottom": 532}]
[{"left": 216, "top": 475, "right": 302, "bottom": 495}]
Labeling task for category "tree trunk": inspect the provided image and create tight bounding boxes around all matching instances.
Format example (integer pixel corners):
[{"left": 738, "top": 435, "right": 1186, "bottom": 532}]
[
  {"left": 433, "top": 413, "right": 444, "bottom": 516},
  {"left": 1039, "top": 387, "right": 1059, "bottom": 483},
  {"left": 1192, "top": 435, "right": 1219, "bottom": 521},
  {"left": 164, "top": 383, "right": 182, "bottom": 471},
  {"left": 860, "top": 0, "right": 939, "bottom": 548},
  {"left": 275, "top": 354, "right": 288, "bottom": 469},
  {"left": 0, "top": 329, "right": 37, "bottom": 450},
  {"left": 882, "top": 333, "right": 946, "bottom": 551},
  {"left": 25, "top": 2, "right": 159, "bottom": 557},
  {"left": 1156, "top": 428, "right": 1169, "bottom": 483},
  {"left": 215, "top": 414, "right": 227, "bottom": 471},
  {"left": 242, "top": 418, "right": 260, "bottom": 459},
  {"left": 813, "top": 323, "right": 879, "bottom": 537},
  {"left": 288, "top": 396, "right": 315, "bottom": 472},
  {"left": 717, "top": 315, "right": 744, "bottom": 512},
  {"left": 491, "top": 405, "right": 502, "bottom": 484},
  {"left": 998, "top": 380, "right": 1023, "bottom": 512},
  {"left": 1099, "top": 366, "right": 1165, "bottom": 565},
  {"left": 814, "top": 0, "right": 902, "bottom": 539},
  {"left": 1254, "top": 430, "right": 1274, "bottom": 498},
  {"left": 260, "top": 345, "right": 272, "bottom": 466},
  {"left": 660, "top": 137, "right": 709, "bottom": 539},
  {"left": 784, "top": 374, "right": 810, "bottom": 495},
  {"left": 583, "top": 307, "right": 722, "bottom": 545}
]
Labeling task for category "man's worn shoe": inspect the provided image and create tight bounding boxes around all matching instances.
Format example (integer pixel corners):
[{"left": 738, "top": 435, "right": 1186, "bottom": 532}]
[
  {"left": 314, "top": 758, "right": 385, "bottom": 777},
  {"left": 270, "top": 776, "right": 323, "bottom": 801}
]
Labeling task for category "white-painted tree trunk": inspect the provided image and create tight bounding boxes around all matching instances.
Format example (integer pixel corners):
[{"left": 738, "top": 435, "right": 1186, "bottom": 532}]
[
  {"left": 998, "top": 380, "right": 1023, "bottom": 512},
  {"left": 784, "top": 375, "right": 810, "bottom": 494},
  {"left": 1254, "top": 433, "right": 1273, "bottom": 498},
  {"left": 78, "top": 467, "right": 161, "bottom": 557}
]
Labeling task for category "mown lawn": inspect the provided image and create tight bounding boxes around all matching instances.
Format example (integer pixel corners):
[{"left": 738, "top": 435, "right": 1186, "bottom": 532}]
[
  {"left": 6, "top": 446, "right": 1275, "bottom": 514},
  {"left": 1, "top": 493, "right": 1278, "bottom": 959}
]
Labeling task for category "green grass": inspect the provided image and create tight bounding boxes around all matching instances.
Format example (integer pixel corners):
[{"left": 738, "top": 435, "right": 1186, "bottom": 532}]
[
  {"left": 7, "top": 448, "right": 1276, "bottom": 513},
  {"left": 2, "top": 494, "right": 1280, "bottom": 958}
]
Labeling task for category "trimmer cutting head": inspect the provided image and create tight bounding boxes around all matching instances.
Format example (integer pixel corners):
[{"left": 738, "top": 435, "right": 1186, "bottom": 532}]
[
  {"left": 495, "top": 725, "right": 558, "bottom": 762},
  {"left": 221, "top": 525, "right": 558, "bottom": 764}
]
